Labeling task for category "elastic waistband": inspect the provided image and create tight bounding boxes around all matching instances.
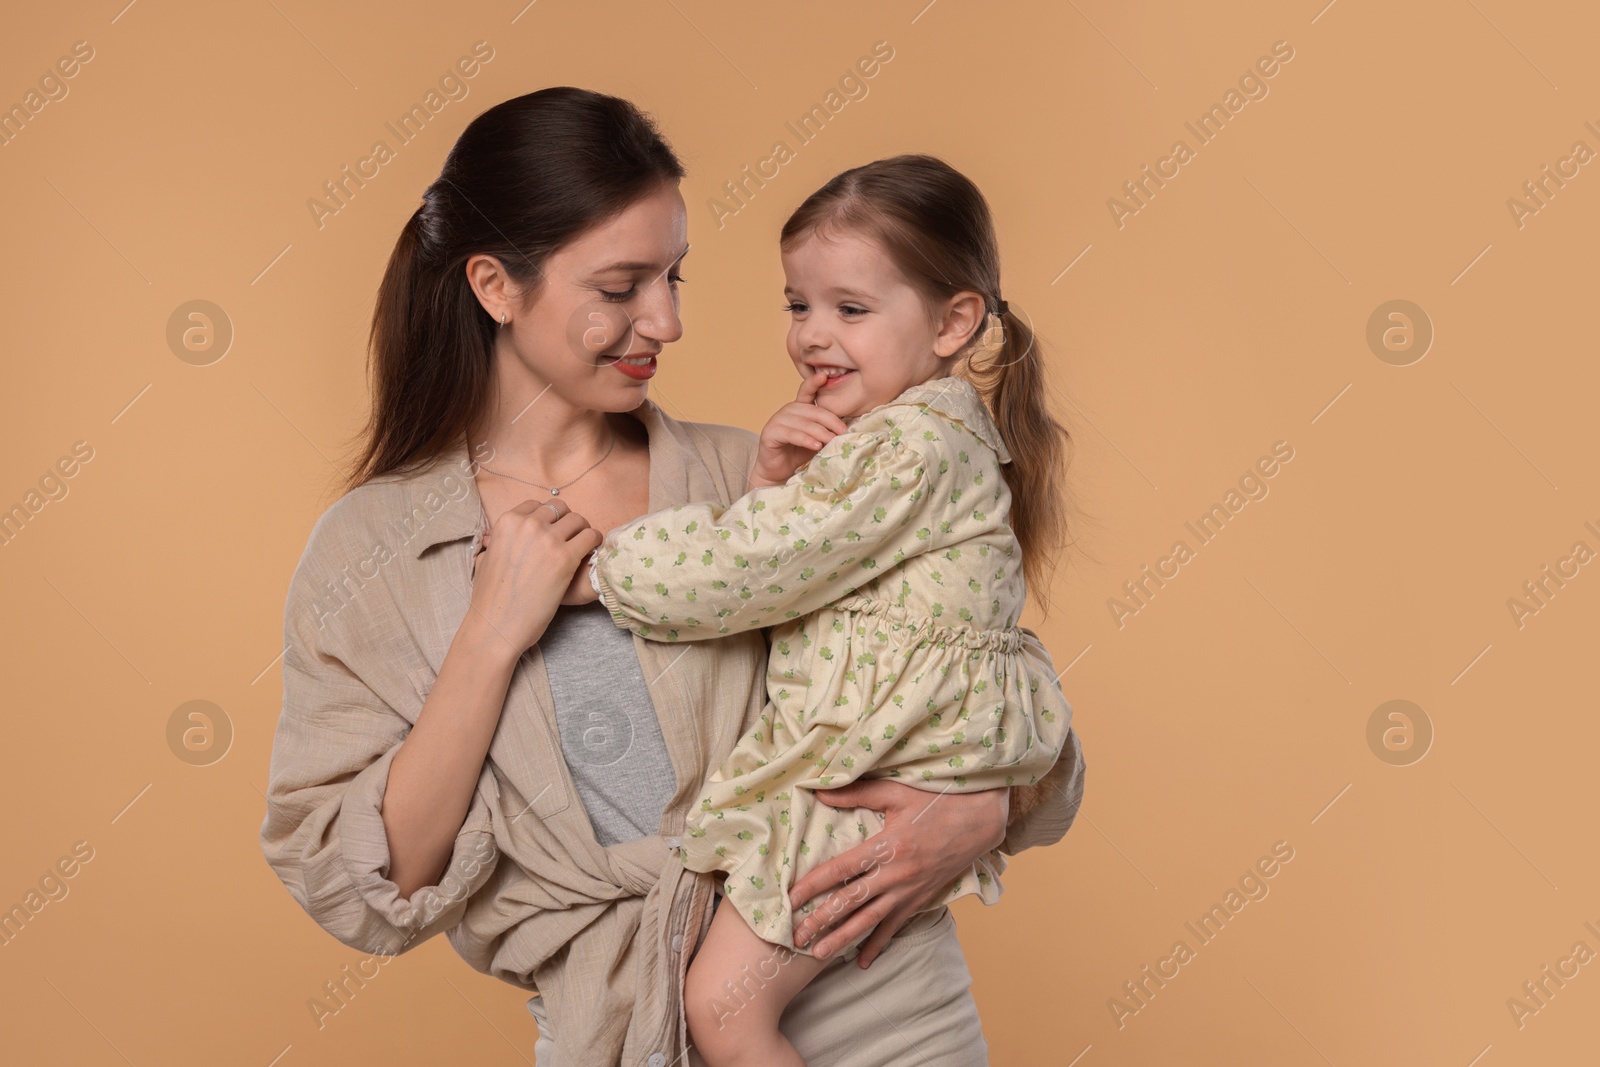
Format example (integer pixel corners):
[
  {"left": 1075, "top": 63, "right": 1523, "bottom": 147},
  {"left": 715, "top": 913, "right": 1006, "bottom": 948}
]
[{"left": 832, "top": 595, "right": 1025, "bottom": 654}]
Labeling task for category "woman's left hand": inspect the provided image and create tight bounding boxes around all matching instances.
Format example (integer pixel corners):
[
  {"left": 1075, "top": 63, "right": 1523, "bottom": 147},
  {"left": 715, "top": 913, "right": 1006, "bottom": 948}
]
[{"left": 787, "top": 779, "right": 1008, "bottom": 968}]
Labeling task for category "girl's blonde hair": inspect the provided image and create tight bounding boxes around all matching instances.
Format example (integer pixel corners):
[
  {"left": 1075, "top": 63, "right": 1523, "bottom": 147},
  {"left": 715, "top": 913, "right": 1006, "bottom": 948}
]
[{"left": 780, "top": 155, "right": 1073, "bottom": 606}]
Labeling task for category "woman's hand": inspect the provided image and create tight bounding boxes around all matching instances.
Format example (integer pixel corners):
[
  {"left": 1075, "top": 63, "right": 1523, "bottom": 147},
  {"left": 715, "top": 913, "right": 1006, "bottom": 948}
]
[
  {"left": 468, "top": 498, "right": 603, "bottom": 659},
  {"left": 749, "top": 371, "right": 850, "bottom": 489},
  {"left": 787, "top": 780, "right": 1009, "bottom": 968}
]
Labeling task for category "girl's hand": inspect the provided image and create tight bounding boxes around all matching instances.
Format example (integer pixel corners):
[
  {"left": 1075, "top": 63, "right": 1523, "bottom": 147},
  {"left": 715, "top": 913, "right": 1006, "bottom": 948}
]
[
  {"left": 787, "top": 780, "right": 1009, "bottom": 968},
  {"left": 468, "top": 499, "right": 604, "bottom": 659},
  {"left": 749, "top": 371, "right": 850, "bottom": 489}
]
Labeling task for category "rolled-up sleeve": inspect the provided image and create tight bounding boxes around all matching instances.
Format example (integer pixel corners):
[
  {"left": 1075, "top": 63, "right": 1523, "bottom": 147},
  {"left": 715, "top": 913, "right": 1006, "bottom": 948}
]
[{"left": 259, "top": 549, "right": 500, "bottom": 956}]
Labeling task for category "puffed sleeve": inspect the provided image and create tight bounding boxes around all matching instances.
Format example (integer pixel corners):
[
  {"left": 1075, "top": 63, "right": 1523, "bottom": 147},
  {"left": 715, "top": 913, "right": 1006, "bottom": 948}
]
[
  {"left": 259, "top": 540, "right": 501, "bottom": 957},
  {"left": 593, "top": 424, "right": 956, "bottom": 640},
  {"left": 1001, "top": 721, "right": 1086, "bottom": 853}
]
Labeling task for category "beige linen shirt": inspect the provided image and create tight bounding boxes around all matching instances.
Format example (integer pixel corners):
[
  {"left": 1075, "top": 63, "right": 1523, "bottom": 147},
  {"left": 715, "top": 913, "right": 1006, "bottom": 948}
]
[{"left": 259, "top": 397, "right": 1087, "bottom": 1066}]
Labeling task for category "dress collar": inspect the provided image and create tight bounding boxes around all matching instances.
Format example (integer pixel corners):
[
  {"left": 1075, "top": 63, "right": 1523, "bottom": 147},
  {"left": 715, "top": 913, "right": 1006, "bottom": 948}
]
[{"left": 853, "top": 376, "right": 1012, "bottom": 464}]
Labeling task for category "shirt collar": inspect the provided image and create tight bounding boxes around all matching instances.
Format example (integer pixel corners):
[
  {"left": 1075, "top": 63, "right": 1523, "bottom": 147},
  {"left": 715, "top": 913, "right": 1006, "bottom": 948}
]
[{"left": 859, "top": 376, "right": 1012, "bottom": 464}]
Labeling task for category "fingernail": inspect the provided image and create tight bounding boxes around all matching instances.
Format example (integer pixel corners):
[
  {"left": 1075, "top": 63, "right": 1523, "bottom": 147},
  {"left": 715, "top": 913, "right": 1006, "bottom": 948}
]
[{"left": 815, "top": 943, "right": 831, "bottom": 960}]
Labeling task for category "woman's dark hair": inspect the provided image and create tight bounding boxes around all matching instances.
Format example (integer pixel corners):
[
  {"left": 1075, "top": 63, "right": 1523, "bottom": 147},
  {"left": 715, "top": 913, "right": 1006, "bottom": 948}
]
[
  {"left": 780, "top": 154, "right": 1074, "bottom": 606},
  {"left": 342, "top": 87, "right": 684, "bottom": 492}
]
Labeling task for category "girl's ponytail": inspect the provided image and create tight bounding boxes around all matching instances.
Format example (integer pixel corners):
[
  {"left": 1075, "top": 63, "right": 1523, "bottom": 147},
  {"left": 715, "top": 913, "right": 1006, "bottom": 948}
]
[{"left": 962, "top": 304, "right": 1071, "bottom": 607}]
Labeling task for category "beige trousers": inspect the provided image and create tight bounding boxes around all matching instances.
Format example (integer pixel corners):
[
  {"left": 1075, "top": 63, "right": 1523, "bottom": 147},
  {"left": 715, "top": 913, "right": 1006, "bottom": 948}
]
[{"left": 525, "top": 907, "right": 988, "bottom": 1066}]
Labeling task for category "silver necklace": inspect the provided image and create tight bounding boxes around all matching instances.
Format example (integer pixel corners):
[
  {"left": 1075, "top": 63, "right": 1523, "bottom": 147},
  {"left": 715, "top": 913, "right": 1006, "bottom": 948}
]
[{"left": 475, "top": 432, "right": 616, "bottom": 497}]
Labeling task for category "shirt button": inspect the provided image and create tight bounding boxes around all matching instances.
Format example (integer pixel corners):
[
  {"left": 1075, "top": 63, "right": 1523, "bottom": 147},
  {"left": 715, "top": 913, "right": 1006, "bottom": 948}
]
[
  {"left": 664, "top": 836, "right": 682, "bottom": 850},
  {"left": 648, "top": 1055, "right": 666, "bottom": 1067},
  {"left": 671, "top": 934, "right": 684, "bottom": 952}
]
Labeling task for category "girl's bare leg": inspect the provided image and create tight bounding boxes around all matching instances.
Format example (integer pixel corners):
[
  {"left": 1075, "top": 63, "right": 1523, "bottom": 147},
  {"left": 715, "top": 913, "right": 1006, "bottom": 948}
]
[{"left": 685, "top": 899, "right": 831, "bottom": 1067}]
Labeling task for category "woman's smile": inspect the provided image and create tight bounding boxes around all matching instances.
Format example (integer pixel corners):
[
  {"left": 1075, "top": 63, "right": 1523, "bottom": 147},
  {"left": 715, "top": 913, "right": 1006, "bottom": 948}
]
[{"left": 608, "top": 352, "right": 658, "bottom": 380}]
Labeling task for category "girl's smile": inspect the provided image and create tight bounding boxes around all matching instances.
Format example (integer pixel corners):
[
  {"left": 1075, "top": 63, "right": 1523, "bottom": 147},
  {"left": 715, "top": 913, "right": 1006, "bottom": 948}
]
[{"left": 780, "top": 229, "right": 950, "bottom": 419}]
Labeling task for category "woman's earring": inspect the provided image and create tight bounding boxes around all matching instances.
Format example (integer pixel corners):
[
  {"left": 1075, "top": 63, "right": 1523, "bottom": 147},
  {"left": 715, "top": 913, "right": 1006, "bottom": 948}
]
[{"left": 499, "top": 311, "right": 507, "bottom": 330}]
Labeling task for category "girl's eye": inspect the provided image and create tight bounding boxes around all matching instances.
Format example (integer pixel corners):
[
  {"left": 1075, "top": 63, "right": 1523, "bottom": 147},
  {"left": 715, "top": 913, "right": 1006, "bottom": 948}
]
[
  {"left": 839, "top": 305, "right": 868, "bottom": 317},
  {"left": 669, "top": 272, "right": 687, "bottom": 285},
  {"left": 782, "top": 302, "right": 808, "bottom": 314}
]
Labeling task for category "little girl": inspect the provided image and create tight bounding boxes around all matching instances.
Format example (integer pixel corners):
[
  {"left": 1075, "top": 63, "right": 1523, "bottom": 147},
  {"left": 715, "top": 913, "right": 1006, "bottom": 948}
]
[{"left": 592, "top": 155, "right": 1076, "bottom": 1065}]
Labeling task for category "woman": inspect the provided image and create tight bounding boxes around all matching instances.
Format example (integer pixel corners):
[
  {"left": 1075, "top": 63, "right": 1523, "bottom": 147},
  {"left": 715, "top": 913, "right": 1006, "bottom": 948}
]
[{"left": 259, "top": 87, "right": 1085, "bottom": 1066}]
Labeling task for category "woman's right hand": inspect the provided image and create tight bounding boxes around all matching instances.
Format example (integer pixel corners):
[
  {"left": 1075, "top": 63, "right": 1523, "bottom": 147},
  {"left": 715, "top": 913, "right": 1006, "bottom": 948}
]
[{"left": 468, "top": 498, "right": 603, "bottom": 659}]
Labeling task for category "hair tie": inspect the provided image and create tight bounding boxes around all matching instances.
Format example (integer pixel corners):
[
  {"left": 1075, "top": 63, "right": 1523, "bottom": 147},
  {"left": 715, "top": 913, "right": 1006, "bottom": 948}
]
[
  {"left": 995, "top": 299, "right": 1009, "bottom": 316},
  {"left": 967, "top": 309, "right": 1007, "bottom": 364}
]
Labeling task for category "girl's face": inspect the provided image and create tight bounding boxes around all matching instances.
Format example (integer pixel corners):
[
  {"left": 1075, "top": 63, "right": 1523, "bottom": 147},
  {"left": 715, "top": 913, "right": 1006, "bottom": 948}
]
[
  {"left": 473, "top": 181, "right": 689, "bottom": 415},
  {"left": 780, "top": 228, "right": 963, "bottom": 419}
]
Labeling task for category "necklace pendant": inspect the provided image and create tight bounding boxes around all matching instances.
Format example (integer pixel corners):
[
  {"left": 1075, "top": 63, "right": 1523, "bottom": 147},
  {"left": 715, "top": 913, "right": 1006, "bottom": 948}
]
[{"left": 549, "top": 487, "right": 560, "bottom": 496}]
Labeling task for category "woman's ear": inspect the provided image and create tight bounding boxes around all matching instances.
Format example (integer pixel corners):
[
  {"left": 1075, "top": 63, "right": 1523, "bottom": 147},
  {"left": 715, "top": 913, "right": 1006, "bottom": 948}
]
[
  {"left": 932, "top": 291, "right": 987, "bottom": 359},
  {"left": 465, "top": 253, "right": 516, "bottom": 322}
]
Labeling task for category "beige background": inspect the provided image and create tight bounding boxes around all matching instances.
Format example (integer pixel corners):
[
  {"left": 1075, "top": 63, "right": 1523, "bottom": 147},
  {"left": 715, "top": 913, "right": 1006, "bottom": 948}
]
[{"left": 2, "top": 0, "right": 1596, "bottom": 1063}]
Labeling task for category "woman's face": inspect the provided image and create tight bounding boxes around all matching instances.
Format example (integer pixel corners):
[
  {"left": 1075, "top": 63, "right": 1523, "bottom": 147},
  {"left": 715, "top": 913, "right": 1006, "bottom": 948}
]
[{"left": 490, "top": 181, "right": 689, "bottom": 414}]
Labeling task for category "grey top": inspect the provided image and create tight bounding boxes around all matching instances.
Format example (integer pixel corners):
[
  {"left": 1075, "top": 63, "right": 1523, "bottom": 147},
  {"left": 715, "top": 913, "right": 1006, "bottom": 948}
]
[{"left": 538, "top": 600, "right": 678, "bottom": 848}]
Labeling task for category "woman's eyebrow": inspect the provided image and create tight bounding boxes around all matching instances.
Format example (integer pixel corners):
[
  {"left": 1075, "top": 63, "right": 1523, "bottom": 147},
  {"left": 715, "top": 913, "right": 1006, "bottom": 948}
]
[{"left": 594, "top": 245, "right": 691, "bottom": 275}]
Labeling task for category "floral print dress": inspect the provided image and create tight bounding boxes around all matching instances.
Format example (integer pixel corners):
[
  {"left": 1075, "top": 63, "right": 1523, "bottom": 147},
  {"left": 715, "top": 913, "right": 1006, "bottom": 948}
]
[{"left": 592, "top": 376, "right": 1074, "bottom": 952}]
